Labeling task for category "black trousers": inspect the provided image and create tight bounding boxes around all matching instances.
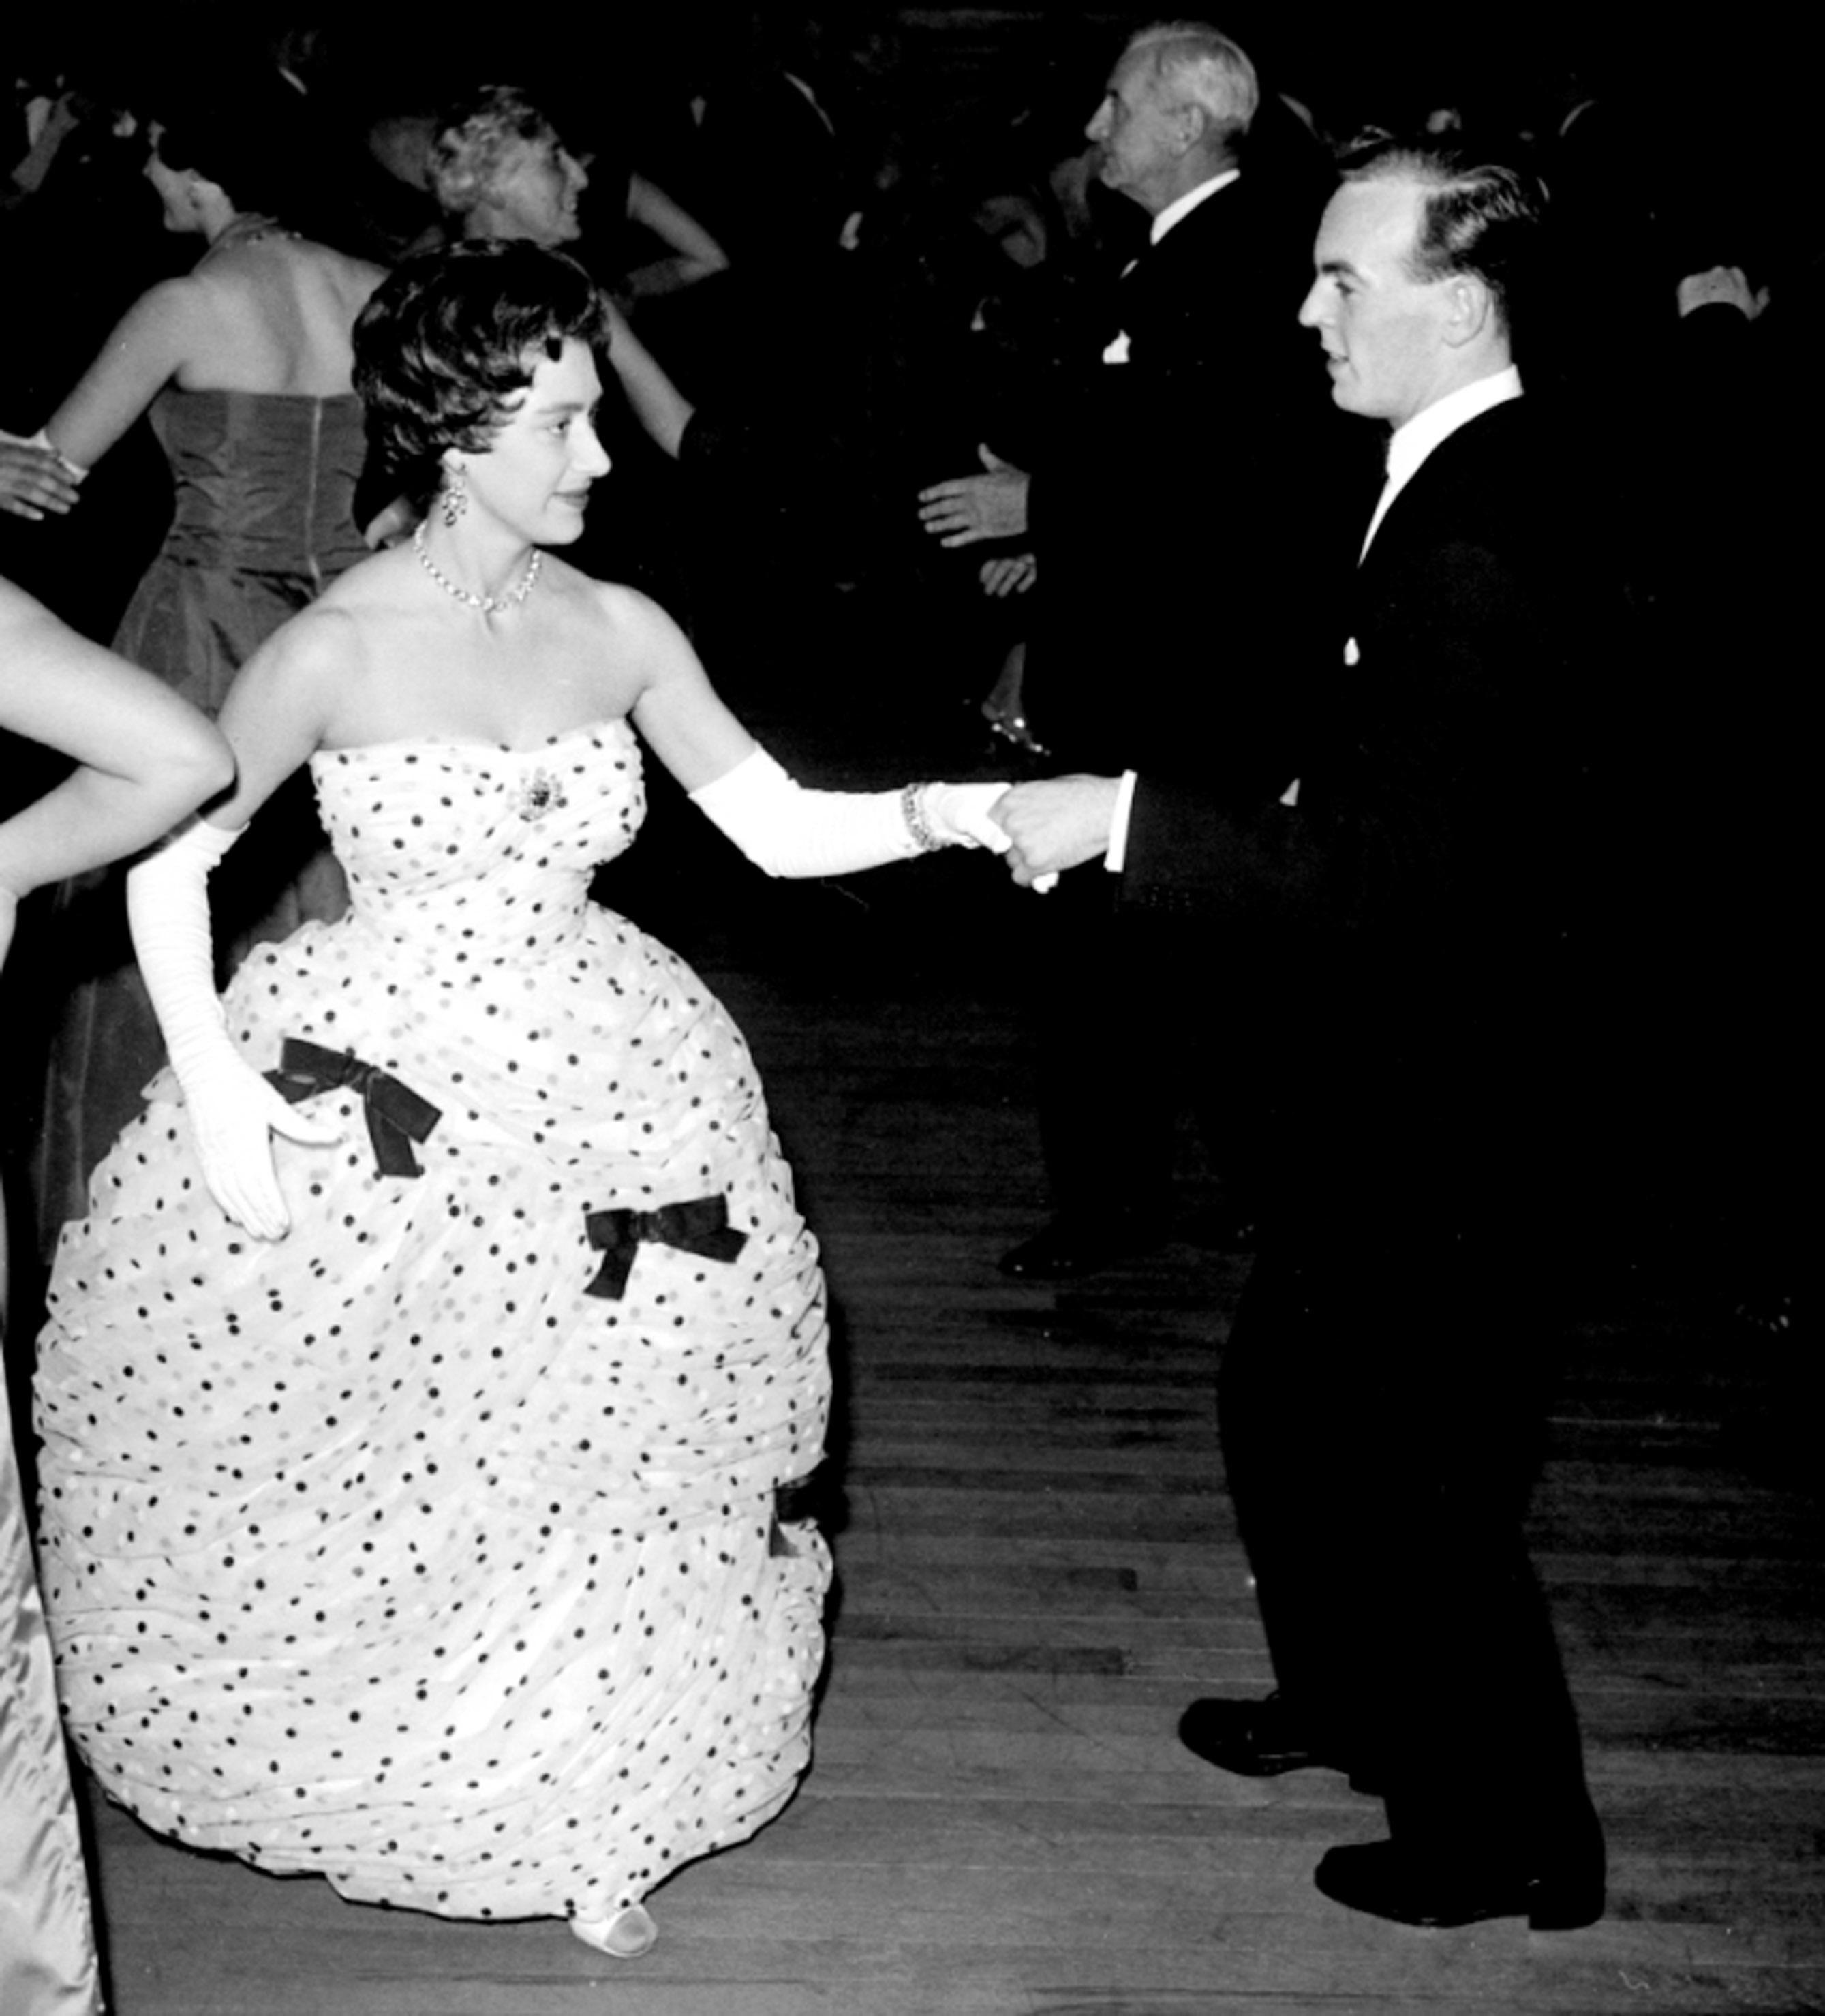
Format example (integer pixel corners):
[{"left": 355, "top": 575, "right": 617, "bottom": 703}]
[
  {"left": 1024, "top": 874, "right": 1270, "bottom": 1227},
  {"left": 1218, "top": 1197, "right": 1599, "bottom": 1869}
]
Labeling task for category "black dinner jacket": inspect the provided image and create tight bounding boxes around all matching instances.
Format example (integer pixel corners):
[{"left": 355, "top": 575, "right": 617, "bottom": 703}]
[
  {"left": 1022, "top": 170, "right": 1355, "bottom": 780},
  {"left": 1122, "top": 395, "right": 1586, "bottom": 937},
  {"left": 1118, "top": 395, "right": 1602, "bottom": 1213}
]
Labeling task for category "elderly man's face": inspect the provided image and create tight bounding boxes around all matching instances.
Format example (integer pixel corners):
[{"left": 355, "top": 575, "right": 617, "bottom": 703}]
[
  {"left": 1086, "top": 55, "right": 1178, "bottom": 209},
  {"left": 1299, "top": 177, "right": 1456, "bottom": 427}
]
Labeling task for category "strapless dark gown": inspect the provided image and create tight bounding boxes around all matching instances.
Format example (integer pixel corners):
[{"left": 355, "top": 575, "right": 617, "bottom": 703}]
[{"left": 31, "top": 387, "right": 369, "bottom": 1251}]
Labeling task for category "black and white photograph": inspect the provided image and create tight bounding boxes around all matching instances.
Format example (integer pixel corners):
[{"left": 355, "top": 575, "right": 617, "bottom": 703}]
[{"left": 1, "top": 7, "right": 1815, "bottom": 2012}]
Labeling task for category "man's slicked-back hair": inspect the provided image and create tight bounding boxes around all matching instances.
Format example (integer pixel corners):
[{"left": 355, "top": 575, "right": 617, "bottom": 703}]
[
  {"left": 1337, "top": 137, "right": 1547, "bottom": 337},
  {"left": 1122, "top": 21, "right": 1259, "bottom": 151},
  {"left": 354, "top": 240, "right": 613, "bottom": 511}
]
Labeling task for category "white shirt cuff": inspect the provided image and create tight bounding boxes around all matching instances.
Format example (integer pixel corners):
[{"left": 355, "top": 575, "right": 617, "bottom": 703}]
[{"left": 1105, "top": 770, "right": 1139, "bottom": 872}]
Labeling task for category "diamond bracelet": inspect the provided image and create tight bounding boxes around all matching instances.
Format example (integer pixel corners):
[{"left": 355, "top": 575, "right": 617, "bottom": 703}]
[{"left": 900, "top": 783, "right": 942, "bottom": 853}]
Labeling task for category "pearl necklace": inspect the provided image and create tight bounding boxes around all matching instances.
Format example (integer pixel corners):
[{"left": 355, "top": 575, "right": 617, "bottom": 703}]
[{"left": 413, "top": 521, "right": 542, "bottom": 615}]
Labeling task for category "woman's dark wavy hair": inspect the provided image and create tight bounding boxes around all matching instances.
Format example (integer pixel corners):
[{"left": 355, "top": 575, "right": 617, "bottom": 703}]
[
  {"left": 353, "top": 241, "right": 615, "bottom": 513},
  {"left": 147, "top": 72, "right": 320, "bottom": 222}
]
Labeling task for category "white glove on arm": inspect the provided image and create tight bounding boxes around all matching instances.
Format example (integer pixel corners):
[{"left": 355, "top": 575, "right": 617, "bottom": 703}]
[
  {"left": 126, "top": 819, "right": 341, "bottom": 1239},
  {"left": 688, "top": 746, "right": 1010, "bottom": 877}
]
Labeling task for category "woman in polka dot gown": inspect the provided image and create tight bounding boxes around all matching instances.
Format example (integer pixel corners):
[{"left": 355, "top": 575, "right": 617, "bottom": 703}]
[{"left": 33, "top": 243, "right": 1011, "bottom": 1959}]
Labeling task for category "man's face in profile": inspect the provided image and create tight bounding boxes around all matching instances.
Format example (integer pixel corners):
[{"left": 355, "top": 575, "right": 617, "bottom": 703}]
[
  {"left": 1086, "top": 57, "right": 1178, "bottom": 210},
  {"left": 1300, "top": 177, "right": 1456, "bottom": 427}
]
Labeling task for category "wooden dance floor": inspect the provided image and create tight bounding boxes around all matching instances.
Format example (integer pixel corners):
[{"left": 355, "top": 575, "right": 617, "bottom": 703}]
[{"left": 61, "top": 648, "right": 1824, "bottom": 2015}]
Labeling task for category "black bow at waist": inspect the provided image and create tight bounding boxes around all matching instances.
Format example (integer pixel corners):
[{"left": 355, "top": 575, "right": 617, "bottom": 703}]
[
  {"left": 263, "top": 1038, "right": 441, "bottom": 1178},
  {"left": 585, "top": 1196, "right": 750, "bottom": 1300}
]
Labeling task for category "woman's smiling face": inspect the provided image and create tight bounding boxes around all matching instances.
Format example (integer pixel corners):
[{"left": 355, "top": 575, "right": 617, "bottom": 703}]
[{"left": 454, "top": 337, "right": 610, "bottom": 543}]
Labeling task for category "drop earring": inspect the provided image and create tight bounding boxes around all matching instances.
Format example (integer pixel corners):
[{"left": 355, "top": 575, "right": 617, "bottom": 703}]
[{"left": 441, "top": 468, "right": 469, "bottom": 526}]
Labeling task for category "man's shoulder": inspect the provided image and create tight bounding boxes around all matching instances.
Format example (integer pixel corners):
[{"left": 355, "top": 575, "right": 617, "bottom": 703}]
[
  {"left": 1435, "top": 387, "right": 1600, "bottom": 479},
  {"left": 1397, "top": 399, "right": 1561, "bottom": 535},
  {"left": 1434, "top": 393, "right": 1543, "bottom": 458},
  {"left": 1146, "top": 172, "right": 1312, "bottom": 273},
  {"left": 1366, "top": 395, "right": 1606, "bottom": 634},
  {"left": 1126, "top": 178, "right": 1314, "bottom": 361}
]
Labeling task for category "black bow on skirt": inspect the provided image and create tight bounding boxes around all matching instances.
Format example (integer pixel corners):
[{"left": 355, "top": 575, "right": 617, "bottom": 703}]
[
  {"left": 584, "top": 1196, "right": 749, "bottom": 1300},
  {"left": 263, "top": 1038, "right": 442, "bottom": 1178}
]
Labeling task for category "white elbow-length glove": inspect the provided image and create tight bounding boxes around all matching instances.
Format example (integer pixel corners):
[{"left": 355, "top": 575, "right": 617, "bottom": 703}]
[
  {"left": 126, "top": 820, "right": 341, "bottom": 1240},
  {"left": 688, "top": 747, "right": 1011, "bottom": 876}
]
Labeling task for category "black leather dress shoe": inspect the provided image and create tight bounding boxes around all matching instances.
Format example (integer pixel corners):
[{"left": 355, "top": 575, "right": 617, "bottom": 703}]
[
  {"left": 1178, "top": 1694, "right": 1339, "bottom": 1777},
  {"left": 997, "top": 1215, "right": 1163, "bottom": 1281},
  {"left": 1313, "top": 1839, "right": 1605, "bottom": 1930}
]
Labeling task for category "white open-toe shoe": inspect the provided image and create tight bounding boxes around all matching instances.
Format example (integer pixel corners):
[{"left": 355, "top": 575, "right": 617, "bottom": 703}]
[{"left": 571, "top": 1904, "right": 658, "bottom": 1958}]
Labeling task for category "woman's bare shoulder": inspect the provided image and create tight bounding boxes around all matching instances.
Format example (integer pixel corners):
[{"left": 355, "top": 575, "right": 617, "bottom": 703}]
[
  {"left": 301, "top": 235, "right": 386, "bottom": 283},
  {"left": 555, "top": 562, "right": 686, "bottom": 643},
  {"left": 192, "top": 235, "right": 382, "bottom": 309},
  {"left": 525, "top": 560, "right": 697, "bottom": 703},
  {"left": 109, "top": 271, "right": 214, "bottom": 346},
  {"left": 243, "top": 590, "right": 371, "bottom": 690},
  {"left": 296, "top": 237, "right": 388, "bottom": 309},
  {"left": 310, "top": 543, "right": 418, "bottom": 616}
]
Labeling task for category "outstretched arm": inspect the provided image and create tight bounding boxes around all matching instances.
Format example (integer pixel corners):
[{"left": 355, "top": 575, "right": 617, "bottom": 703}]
[
  {"left": 6, "top": 88, "right": 82, "bottom": 197},
  {"left": 604, "top": 298, "right": 695, "bottom": 459},
  {"left": 0, "top": 578, "right": 232, "bottom": 960},
  {"left": 624, "top": 587, "right": 1009, "bottom": 872},
  {"left": 42, "top": 277, "right": 201, "bottom": 473},
  {"left": 994, "top": 775, "right": 1123, "bottom": 887},
  {"left": 621, "top": 173, "right": 731, "bottom": 299}
]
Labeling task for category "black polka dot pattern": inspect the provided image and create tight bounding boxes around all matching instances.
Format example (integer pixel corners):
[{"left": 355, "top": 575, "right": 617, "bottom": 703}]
[{"left": 35, "top": 720, "right": 831, "bottom": 1927}]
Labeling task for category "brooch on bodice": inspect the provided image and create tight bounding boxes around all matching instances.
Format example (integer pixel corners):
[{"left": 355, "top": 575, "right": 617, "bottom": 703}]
[{"left": 515, "top": 767, "right": 568, "bottom": 821}]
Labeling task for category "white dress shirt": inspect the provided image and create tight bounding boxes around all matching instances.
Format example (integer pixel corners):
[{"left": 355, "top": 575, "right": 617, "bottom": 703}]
[
  {"left": 1148, "top": 168, "right": 1240, "bottom": 246},
  {"left": 1359, "top": 365, "right": 1523, "bottom": 559}
]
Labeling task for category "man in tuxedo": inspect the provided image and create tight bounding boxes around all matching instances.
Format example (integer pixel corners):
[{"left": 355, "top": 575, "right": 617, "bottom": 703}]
[
  {"left": 919, "top": 22, "right": 1346, "bottom": 1281},
  {"left": 994, "top": 140, "right": 1607, "bottom": 1930}
]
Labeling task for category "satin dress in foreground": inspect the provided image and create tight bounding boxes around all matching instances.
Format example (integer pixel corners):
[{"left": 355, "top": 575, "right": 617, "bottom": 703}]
[
  {"left": 35, "top": 719, "right": 831, "bottom": 1925},
  {"left": 1, "top": 1414, "right": 102, "bottom": 2015},
  {"left": 33, "top": 387, "right": 369, "bottom": 1252}
]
